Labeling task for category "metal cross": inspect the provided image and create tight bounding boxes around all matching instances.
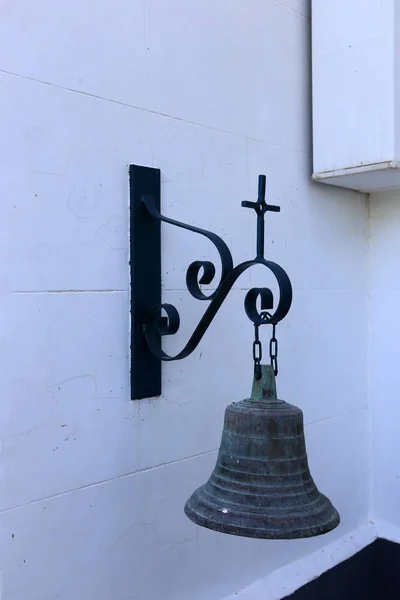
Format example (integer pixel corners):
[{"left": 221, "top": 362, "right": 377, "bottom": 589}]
[{"left": 242, "top": 175, "right": 280, "bottom": 259}]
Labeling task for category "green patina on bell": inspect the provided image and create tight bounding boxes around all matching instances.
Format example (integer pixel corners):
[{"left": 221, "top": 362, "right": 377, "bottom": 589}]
[{"left": 184, "top": 365, "right": 340, "bottom": 539}]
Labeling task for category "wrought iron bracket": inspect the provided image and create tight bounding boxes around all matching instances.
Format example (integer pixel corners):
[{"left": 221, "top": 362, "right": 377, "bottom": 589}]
[{"left": 130, "top": 164, "right": 293, "bottom": 399}]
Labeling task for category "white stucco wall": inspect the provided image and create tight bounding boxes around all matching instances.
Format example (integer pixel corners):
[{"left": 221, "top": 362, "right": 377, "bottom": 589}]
[
  {"left": 0, "top": 2, "right": 369, "bottom": 599},
  {"left": 312, "top": 0, "right": 395, "bottom": 175},
  {"left": 369, "top": 191, "right": 400, "bottom": 537}
]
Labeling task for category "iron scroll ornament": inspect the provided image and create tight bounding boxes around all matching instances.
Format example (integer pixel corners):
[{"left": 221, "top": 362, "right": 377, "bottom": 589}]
[{"left": 141, "top": 174, "right": 293, "bottom": 363}]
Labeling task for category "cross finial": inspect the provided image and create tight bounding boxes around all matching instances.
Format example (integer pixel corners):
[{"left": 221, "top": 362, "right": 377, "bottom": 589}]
[{"left": 241, "top": 175, "right": 280, "bottom": 259}]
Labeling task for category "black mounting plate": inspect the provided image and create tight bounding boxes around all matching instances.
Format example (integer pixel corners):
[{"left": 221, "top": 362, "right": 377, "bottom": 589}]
[{"left": 129, "top": 165, "right": 161, "bottom": 399}]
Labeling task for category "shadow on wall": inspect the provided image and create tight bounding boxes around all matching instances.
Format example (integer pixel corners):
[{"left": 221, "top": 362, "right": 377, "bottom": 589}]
[{"left": 284, "top": 539, "right": 400, "bottom": 600}]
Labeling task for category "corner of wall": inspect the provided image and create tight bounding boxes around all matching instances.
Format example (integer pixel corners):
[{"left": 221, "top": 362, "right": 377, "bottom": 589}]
[{"left": 365, "top": 191, "right": 375, "bottom": 525}]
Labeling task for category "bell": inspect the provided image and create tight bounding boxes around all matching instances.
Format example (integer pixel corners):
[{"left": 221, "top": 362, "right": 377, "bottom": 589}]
[{"left": 185, "top": 365, "right": 340, "bottom": 539}]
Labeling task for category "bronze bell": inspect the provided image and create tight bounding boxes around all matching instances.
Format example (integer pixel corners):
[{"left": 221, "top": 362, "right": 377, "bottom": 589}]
[{"left": 185, "top": 365, "right": 340, "bottom": 539}]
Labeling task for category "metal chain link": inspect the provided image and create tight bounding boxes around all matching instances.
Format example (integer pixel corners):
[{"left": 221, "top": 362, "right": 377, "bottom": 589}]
[
  {"left": 252, "top": 324, "right": 262, "bottom": 380},
  {"left": 269, "top": 323, "right": 278, "bottom": 376},
  {"left": 252, "top": 317, "right": 279, "bottom": 379}
]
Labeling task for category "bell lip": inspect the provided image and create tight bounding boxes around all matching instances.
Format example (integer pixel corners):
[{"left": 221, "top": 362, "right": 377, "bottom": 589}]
[{"left": 184, "top": 493, "right": 341, "bottom": 540}]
